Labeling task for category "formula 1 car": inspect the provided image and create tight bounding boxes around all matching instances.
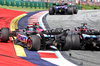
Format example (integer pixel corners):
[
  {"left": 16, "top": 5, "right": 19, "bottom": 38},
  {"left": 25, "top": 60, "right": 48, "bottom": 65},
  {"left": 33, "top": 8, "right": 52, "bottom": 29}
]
[
  {"left": 11, "top": 23, "right": 70, "bottom": 51},
  {"left": 12, "top": 22, "right": 100, "bottom": 51},
  {"left": 65, "top": 23, "right": 100, "bottom": 50},
  {"left": 49, "top": 3, "right": 78, "bottom": 15},
  {"left": 0, "top": 28, "right": 9, "bottom": 42}
]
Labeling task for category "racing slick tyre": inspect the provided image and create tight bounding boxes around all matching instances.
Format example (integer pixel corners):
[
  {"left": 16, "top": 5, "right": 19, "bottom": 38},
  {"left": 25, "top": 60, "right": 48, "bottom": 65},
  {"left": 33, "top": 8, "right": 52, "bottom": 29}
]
[
  {"left": 73, "top": 6, "right": 78, "bottom": 14},
  {"left": 49, "top": 7, "right": 55, "bottom": 15},
  {"left": 1, "top": 28, "right": 9, "bottom": 42},
  {"left": 62, "top": 34, "right": 72, "bottom": 51},
  {"left": 68, "top": 7, "right": 73, "bottom": 15},
  {"left": 27, "top": 35, "right": 41, "bottom": 51},
  {"left": 71, "top": 34, "right": 80, "bottom": 50}
]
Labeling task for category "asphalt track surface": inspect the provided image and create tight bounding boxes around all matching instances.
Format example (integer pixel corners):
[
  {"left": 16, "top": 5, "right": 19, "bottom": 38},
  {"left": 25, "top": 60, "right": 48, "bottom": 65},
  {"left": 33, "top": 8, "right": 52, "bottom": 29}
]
[{"left": 46, "top": 10, "right": 100, "bottom": 66}]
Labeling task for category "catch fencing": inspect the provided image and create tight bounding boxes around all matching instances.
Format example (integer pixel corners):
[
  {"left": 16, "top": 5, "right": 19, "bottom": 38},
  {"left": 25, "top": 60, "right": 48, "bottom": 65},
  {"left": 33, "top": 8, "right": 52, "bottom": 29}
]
[
  {"left": 0, "top": 0, "right": 53, "bottom": 8},
  {"left": 0, "top": 0, "right": 82, "bottom": 9}
]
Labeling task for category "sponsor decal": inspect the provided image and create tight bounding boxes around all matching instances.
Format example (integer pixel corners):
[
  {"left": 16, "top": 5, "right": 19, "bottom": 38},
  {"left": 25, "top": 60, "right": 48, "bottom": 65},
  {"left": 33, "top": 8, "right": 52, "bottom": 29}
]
[
  {"left": 17, "top": 34, "right": 27, "bottom": 42},
  {"left": 59, "top": 10, "right": 61, "bottom": 12}
]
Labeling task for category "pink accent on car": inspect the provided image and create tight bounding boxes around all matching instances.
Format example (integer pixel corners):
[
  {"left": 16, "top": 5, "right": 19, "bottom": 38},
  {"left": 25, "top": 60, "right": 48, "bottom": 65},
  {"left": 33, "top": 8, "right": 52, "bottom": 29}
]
[
  {"left": 75, "top": 31, "right": 78, "bottom": 33},
  {"left": 83, "top": 29, "right": 86, "bottom": 31},
  {"left": 17, "top": 34, "right": 19, "bottom": 39},
  {"left": 27, "top": 31, "right": 32, "bottom": 32},
  {"left": 83, "top": 29, "right": 89, "bottom": 30},
  {"left": 36, "top": 28, "right": 44, "bottom": 33}
]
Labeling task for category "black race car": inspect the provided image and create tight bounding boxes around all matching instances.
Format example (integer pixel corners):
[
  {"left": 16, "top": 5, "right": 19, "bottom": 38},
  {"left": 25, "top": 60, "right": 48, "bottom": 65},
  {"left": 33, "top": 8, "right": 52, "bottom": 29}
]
[
  {"left": 49, "top": 3, "right": 78, "bottom": 15},
  {"left": 63, "top": 23, "right": 100, "bottom": 50},
  {"left": 12, "top": 23, "right": 70, "bottom": 51},
  {"left": 12, "top": 23, "right": 100, "bottom": 51}
]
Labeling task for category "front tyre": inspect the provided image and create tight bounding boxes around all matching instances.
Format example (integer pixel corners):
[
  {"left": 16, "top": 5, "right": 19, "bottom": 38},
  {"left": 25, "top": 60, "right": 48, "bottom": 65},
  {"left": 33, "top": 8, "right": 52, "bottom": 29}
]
[
  {"left": 27, "top": 35, "right": 41, "bottom": 51},
  {"left": 49, "top": 7, "right": 55, "bottom": 15},
  {"left": 1, "top": 28, "right": 9, "bottom": 42}
]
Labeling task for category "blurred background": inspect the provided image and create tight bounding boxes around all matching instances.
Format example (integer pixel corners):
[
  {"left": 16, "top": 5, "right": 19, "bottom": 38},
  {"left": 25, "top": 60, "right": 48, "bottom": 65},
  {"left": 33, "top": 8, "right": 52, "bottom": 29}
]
[
  {"left": 15, "top": 0, "right": 100, "bottom": 6},
  {"left": 0, "top": 0, "right": 100, "bottom": 12}
]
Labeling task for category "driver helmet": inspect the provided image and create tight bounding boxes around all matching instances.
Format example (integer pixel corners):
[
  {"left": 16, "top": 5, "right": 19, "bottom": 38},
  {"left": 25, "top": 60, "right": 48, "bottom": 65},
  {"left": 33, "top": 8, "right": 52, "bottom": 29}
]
[
  {"left": 81, "top": 23, "right": 88, "bottom": 29},
  {"left": 81, "top": 26, "right": 88, "bottom": 30},
  {"left": 29, "top": 28, "right": 33, "bottom": 31},
  {"left": 35, "top": 23, "right": 37, "bottom": 26}
]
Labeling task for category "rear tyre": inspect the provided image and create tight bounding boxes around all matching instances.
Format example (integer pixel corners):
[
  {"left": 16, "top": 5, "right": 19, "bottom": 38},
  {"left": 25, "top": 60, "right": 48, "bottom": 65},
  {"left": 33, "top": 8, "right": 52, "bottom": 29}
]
[
  {"left": 49, "top": 7, "right": 54, "bottom": 15},
  {"left": 68, "top": 7, "right": 73, "bottom": 15},
  {"left": 73, "top": 6, "right": 78, "bottom": 14},
  {"left": 62, "top": 34, "right": 72, "bottom": 51},
  {"left": 27, "top": 35, "right": 41, "bottom": 51},
  {"left": 71, "top": 34, "right": 80, "bottom": 50},
  {"left": 1, "top": 28, "right": 9, "bottom": 42}
]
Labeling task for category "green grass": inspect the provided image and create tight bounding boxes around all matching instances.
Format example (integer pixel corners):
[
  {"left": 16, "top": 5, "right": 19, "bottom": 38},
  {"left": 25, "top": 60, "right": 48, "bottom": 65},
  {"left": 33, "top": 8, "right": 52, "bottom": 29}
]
[
  {"left": 0, "top": 5, "right": 48, "bottom": 12},
  {"left": 77, "top": 4, "right": 100, "bottom": 10},
  {"left": 1, "top": 4, "right": 100, "bottom": 12}
]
